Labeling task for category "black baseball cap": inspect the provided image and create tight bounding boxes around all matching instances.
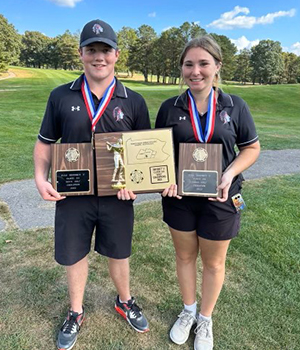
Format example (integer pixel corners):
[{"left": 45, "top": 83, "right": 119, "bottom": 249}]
[{"left": 80, "top": 19, "right": 117, "bottom": 49}]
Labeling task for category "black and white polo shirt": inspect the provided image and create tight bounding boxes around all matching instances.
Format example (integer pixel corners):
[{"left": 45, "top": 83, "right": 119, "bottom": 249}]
[
  {"left": 155, "top": 88, "right": 258, "bottom": 172},
  {"left": 38, "top": 74, "right": 150, "bottom": 144}
]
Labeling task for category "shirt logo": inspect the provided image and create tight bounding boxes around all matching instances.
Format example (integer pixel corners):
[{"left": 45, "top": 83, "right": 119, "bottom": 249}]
[
  {"left": 71, "top": 106, "right": 80, "bottom": 112},
  {"left": 179, "top": 116, "right": 187, "bottom": 121},
  {"left": 113, "top": 106, "right": 124, "bottom": 122},
  {"left": 93, "top": 24, "right": 103, "bottom": 34},
  {"left": 220, "top": 110, "right": 230, "bottom": 124}
]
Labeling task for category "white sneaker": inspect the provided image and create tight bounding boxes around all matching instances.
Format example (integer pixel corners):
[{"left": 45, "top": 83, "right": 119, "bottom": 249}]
[
  {"left": 170, "top": 310, "right": 197, "bottom": 345},
  {"left": 194, "top": 317, "right": 213, "bottom": 350}
]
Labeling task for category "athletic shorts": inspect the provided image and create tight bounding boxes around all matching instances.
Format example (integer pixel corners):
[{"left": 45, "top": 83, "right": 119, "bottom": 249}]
[
  {"left": 162, "top": 178, "right": 242, "bottom": 241},
  {"left": 54, "top": 195, "right": 134, "bottom": 266}
]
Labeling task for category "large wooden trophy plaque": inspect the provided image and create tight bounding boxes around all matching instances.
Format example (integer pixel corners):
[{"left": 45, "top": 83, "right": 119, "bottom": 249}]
[
  {"left": 51, "top": 143, "right": 94, "bottom": 196},
  {"left": 95, "top": 128, "right": 176, "bottom": 196},
  {"left": 178, "top": 143, "right": 222, "bottom": 197}
]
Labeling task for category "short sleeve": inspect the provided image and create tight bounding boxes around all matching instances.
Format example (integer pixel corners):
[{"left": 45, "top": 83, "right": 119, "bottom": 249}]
[
  {"left": 133, "top": 95, "right": 151, "bottom": 130},
  {"left": 236, "top": 101, "right": 258, "bottom": 147},
  {"left": 38, "top": 92, "right": 61, "bottom": 144},
  {"left": 155, "top": 103, "right": 168, "bottom": 129}
]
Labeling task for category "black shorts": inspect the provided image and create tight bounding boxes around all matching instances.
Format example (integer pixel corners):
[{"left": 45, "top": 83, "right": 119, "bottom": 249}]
[
  {"left": 54, "top": 196, "right": 134, "bottom": 265},
  {"left": 162, "top": 179, "right": 242, "bottom": 241}
]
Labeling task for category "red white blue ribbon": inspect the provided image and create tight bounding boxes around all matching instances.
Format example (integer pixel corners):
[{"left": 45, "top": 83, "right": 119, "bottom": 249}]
[
  {"left": 187, "top": 88, "right": 216, "bottom": 143},
  {"left": 81, "top": 75, "right": 116, "bottom": 131}
]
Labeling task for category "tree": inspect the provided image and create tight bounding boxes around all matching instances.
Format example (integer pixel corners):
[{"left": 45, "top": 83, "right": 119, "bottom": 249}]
[
  {"left": 250, "top": 40, "right": 284, "bottom": 84},
  {"left": 296, "top": 56, "right": 300, "bottom": 83},
  {"left": 44, "top": 38, "right": 60, "bottom": 69},
  {"left": 234, "top": 49, "right": 252, "bottom": 84},
  {"left": 150, "top": 38, "right": 164, "bottom": 83},
  {"left": 151, "top": 22, "right": 207, "bottom": 84},
  {"left": 282, "top": 52, "right": 300, "bottom": 83},
  {"left": 128, "top": 25, "right": 157, "bottom": 82},
  {"left": 160, "top": 27, "right": 184, "bottom": 84},
  {"left": 0, "top": 15, "right": 21, "bottom": 71},
  {"left": 115, "top": 27, "right": 137, "bottom": 76},
  {"left": 179, "top": 22, "right": 206, "bottom": 43},
  {"left": 20, "top": 31, "right": 49, "bottom": 68},
  {"left": 55, "top": 30, "right": 81, "bottom": 70},
  {"left": 211, "top": 34, "right": 237, "bottom": 81}
]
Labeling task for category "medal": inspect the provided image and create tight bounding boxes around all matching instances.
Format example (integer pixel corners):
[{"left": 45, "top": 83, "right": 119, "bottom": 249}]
[
  {"left": 187, "top": 88, "right": 216, "bottom": 143},
  {"left": 81, "top": 75, "right": 116, "bottom": 132}
]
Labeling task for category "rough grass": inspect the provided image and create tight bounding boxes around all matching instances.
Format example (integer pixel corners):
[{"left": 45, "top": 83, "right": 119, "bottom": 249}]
[{"left": 0, "top": 175, "right": 299, "bottom": 350}]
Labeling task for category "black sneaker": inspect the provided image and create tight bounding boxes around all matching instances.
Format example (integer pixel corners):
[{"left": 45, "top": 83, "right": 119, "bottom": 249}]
[
  {"left": 57, "top": 307, "right": 85, "bottom": 350},
  {"left": 115, "top": 295, "right": 149, "bottom": 333}
]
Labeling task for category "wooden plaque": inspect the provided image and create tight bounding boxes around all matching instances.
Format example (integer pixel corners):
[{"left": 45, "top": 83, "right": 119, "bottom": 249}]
[
  {"left": 178, "top": 143, "right": 222, "bottom": 197},
  {"left": 95, "top": 128, "right": 176, "bottom": 196},
  {"left": 51, "top": 143, "right": 94, "bottom": 196}
]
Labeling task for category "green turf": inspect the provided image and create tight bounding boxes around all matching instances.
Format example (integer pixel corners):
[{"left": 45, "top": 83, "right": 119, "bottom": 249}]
[
  {"left": 0, "top": 174, "right": 299, "bottom": 349},
  {"left": 0, "top": 67, "right": 299, "bottom": 184}
]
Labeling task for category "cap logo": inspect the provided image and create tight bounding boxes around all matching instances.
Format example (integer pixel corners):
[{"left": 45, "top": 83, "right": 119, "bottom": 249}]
[{"left": 92, "top": 24, "right": 103, "bottom": 35}]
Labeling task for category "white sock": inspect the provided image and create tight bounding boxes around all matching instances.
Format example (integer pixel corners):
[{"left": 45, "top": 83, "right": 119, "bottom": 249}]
[
  {"left": 184, "top": 302, "right": 197, "bottom": 317},
  {"left": 119, "top": 297, "right": 131, "bottom": 304},
  {"left": 199, "top": 313, "right": 212, "bottom": 321}
]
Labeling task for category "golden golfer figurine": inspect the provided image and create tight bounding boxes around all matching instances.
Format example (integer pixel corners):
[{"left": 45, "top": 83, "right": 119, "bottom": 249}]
[{"left": 106, "top": 139, "right": 126, "bottom": 189}]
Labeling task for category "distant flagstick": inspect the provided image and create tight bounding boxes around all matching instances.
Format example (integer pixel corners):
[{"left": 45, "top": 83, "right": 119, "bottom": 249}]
[{"left": 188, "top": 88, "right": 216, "bottom": 143}]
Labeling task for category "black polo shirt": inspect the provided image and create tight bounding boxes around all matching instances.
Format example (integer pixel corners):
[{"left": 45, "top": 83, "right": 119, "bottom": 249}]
[
  {"left": 38, "top": 74, "right": 150, "bottom": 144},
  {"left": 155, "top": 89, "right": 258, "bottom": 172}
]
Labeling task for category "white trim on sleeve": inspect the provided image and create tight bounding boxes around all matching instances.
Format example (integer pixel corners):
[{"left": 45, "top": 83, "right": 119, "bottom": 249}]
[
  {"left": 38, "top": 134, "right": 57, "bottom": 142},
  {"left": 237, "top": 135, "right": 259, "bottom": 146}
]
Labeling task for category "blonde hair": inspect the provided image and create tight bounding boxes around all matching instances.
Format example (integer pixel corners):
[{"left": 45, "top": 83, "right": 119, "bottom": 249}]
[{"left": 179, "top": 35, "right": 222, "bottom": 89}]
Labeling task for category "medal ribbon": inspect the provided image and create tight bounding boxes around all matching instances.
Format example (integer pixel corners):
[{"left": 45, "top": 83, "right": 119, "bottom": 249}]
[
  {"left": 81, "top": 75, "right": 116, "bottom": 131},
  {"left": 187, "top": 88, "right": 216, "bottom": 143}
]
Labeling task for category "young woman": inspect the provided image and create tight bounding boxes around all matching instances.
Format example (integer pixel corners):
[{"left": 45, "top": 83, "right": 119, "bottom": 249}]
[{"left": 155, "top": 35, "right": 260, "bottom": 350}]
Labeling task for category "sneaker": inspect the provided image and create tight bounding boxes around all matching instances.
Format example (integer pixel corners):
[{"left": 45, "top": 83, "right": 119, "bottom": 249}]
[
  {"left": 57, "top": 307, "right": 85, "bottom": 350},
  {"left": 194, "top": 317, "right": 213, "bottom": 350},
  {"left": 170, "top": 310, "right": 197, "bottom": 345},
  {"left": 115, "top": 295, "right": 149, "bottom": 333}
]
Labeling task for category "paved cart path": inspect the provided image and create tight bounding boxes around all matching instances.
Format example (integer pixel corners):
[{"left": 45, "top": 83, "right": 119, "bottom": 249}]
[{"left": 0, "top": 149, "right": 299, "bottom": 231}]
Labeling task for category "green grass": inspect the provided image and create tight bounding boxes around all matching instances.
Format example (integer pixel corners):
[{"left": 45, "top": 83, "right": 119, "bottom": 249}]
[
  {"left": 1, "top": 67, "right": 299, "bottom": 349},
  {"left": 0, "top": 174, "right": 299, "bottom": 349},
  {"left": 0, "top": 67, "right": 300, "bottom": 183}
]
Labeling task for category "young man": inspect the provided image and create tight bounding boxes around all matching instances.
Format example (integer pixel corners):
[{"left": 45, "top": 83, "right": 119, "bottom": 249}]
[{"left": 34, "top": 19, "right": 150, "bottom": 350}]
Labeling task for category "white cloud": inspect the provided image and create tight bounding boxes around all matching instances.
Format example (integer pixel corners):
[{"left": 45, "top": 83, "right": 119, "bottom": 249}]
[
  {"left": 148, "top": 12, "right": 156, "bottom": 18},
  {"left": 256, "top": 9, "right": 296, "bottom": 24},
  {"left": 290, "top": 42, "right": 300, "bottom": 55},
  {"left": 207, "top": 6, "right": 296, "bottom": 29},
  {"left": 230, "top": 36, "right": 259, "bottom": 51},
  {"left": 48, "top": 0, "right": 83, "bottom": 8},
  {"left": 162, "top": 26, "right": 172, "bottom": 32}
]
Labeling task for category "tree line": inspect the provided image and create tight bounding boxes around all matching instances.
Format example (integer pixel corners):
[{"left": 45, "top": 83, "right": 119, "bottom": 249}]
[{"left": 1, "top": 14, "right": 300, "bottom": 84}]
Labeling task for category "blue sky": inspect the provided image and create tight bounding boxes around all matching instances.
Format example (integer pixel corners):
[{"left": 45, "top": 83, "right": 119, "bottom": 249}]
[{"left": 1, "top": 0, "right": 299, "bottom": 54}]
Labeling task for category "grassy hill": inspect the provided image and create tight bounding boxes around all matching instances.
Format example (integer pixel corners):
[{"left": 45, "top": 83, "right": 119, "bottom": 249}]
[{"left": 0, "top": 67, "right": 299, "bottom": 183}]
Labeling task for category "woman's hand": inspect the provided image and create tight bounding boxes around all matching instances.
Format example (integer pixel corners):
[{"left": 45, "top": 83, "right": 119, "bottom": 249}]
[
  {"left": 208, "top": 171, "right": 233, "bottom": 202},
  {"left": 117, "top": 189, "right": 137, "bottom": 200},
  {"left": 161, "top": 184, "right": 182, "bottom": 199}
]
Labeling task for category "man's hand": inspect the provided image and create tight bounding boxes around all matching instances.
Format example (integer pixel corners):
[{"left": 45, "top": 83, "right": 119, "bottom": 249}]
[
  {"left": 36, "top": 180, "right": 66, "bottom": 201},
  {"left": 117, "top": 189, "right": 137, "bottom": 200}
]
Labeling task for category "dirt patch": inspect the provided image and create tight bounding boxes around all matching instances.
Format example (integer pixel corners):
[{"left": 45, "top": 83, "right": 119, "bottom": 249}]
[
  {"left": 0, "top": 72, "right": 10, "bottom": 79},
  {"left": 9, "top": 68, "right": 34, "bottom": 79}
]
